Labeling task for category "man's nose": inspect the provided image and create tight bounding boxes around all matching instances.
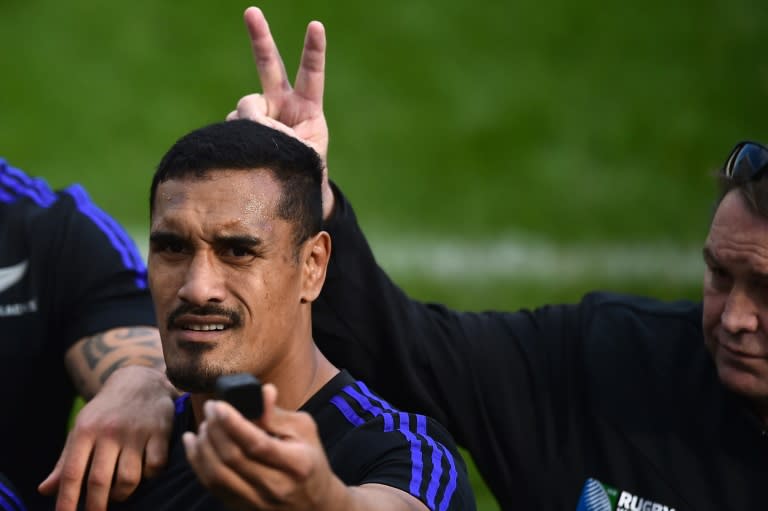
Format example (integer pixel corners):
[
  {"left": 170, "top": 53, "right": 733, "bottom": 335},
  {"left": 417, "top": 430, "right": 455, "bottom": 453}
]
[
  {"left": 177, "top": 252, "right": 226, "bottom": 305},
  {"left": 721, "top": 286, "right": 759, "bottom": 334}
]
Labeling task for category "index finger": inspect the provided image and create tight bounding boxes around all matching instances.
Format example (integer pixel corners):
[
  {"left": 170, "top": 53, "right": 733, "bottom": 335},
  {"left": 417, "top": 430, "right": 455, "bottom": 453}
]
[
  {"left": 244, "top": 7, "right": 291, "bottom": 97},
  {"left": 45, "top": 435, "right": 92, "bottom": 511},
  {"left": 293, "top": 20, "right": 326, "bottom": 105}
]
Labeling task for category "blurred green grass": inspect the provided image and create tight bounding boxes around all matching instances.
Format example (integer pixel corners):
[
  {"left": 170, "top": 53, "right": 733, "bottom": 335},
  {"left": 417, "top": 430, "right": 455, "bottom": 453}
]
[{"left": 8, "top": 1, "right": 767, "bottom": 509}]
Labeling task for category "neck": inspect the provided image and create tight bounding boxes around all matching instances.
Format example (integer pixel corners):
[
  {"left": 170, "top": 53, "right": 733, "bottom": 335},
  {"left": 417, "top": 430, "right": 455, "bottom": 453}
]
[{"left": 189, "top": 343, "right": 338, "bottom": 428}]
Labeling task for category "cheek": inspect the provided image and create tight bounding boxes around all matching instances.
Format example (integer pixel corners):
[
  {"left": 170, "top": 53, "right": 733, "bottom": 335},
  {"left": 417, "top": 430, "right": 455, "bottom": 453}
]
[
  {"left": 701, "top": 288, "right": 725, "bottom": 334},
  {"left": 148, "top": 262, "right": 178, "bottom": 306}
]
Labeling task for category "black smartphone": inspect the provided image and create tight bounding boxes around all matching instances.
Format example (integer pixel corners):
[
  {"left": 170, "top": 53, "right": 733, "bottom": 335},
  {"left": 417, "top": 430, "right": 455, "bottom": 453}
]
[{"left": 214, "top": 373, "right": 264, "bottom": 420}]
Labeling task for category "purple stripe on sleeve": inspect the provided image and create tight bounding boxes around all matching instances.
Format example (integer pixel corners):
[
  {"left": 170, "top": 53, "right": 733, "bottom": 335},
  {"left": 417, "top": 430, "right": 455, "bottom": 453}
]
[
  {"left": 0, "top": 494, "right": 15, "bottom": 511},
  {"left": 342, "top": 386, "right": 424, "bottom": 497},
  {"left": 398, "top": 412, "right": 424, "bottom": 496},
  {"left": 0, "top": 186, "right": 14, "bottom": 203},
  {"left": 437, "top": 444, "right": 458, "bottom": 511},
  {"left": 356, "top": 380, "right": 394, "bottom": 409},
  {"left": 355, "top": 382, "right": 458, "bottom": 511},
  {"left": 1, "top": 164, "right": 56, "bottom": 206},
  {"left": 0, "top": 480, "right": 26, "bottom": 511},
  {"left": 330, "top": 395, "right": 366, "bottom": 427},
  {"left": 0, "top": 172, "right": 46, "bottom": 207},
  {"left": 65, "top": 185, "right": 147, "bottom": 289},
  {"left": 418, "top": 414, "right": 444, "bottom": 508}
]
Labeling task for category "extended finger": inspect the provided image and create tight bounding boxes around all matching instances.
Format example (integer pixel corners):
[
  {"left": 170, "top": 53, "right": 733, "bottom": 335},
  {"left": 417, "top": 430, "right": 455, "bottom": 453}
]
[
  {"left": 143, "top": 431, "right": 169, "bottom": 479},
  {"left": 244, "top": 7, "right": 291, "bottom": 97},
  {"left": 44, "top": 433, "right": 93, "bottom": 511},
  {"left": 109, "top": 446, "right": 143, "bottom": 502},
  {"left": 38, "top": 442, "right": 65, "bottom": 495},
  {"left": 294, "top": 20, "right": 326, "bottom": 105},
  {"left": 83, "top": 442, "right": 121, "bottom": 511}
]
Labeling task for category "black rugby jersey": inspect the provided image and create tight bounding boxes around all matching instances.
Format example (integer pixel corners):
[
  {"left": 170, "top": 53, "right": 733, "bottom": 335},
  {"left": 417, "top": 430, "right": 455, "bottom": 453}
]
[
  {"left": 116, "top": 371, "right": 475, "bottom": 511},
  {"left": 0, "top": 159, "right": 155, "bottom": 509}
]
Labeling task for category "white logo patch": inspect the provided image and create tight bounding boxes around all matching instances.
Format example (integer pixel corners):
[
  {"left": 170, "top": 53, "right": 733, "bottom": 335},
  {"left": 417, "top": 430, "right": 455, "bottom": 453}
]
[{"left": 0, "top": 259, "right": 28, "bottom": 294}]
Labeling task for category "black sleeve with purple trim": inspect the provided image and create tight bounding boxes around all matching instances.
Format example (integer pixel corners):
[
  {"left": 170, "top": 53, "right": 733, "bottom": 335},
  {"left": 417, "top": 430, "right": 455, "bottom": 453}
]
[
  {"left": 51, "top": 182, "right": 155, "bottom": 345},
  {"left": 317, "top": 376, "right": 476, "bottom": 511},
  {"left": 0, "top": 159, "right": 155, "bottom": 510}
]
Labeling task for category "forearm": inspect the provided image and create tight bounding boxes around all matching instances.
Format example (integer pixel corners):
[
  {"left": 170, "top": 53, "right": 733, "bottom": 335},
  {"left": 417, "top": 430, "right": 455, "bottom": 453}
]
[{"left": 65, "top": 325, "right": 167, "bottom": 400}]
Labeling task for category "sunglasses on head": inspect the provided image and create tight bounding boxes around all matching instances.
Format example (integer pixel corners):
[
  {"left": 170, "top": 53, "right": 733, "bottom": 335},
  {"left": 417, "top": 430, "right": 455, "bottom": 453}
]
[{"left": 723, "top": 141, "right": 768, "bottom": 181}]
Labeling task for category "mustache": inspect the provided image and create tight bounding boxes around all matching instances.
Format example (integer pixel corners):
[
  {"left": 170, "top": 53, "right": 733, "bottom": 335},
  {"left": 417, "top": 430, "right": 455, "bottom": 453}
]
[{"left": 167, "top": 303, "right": 242, "bottom": 330}]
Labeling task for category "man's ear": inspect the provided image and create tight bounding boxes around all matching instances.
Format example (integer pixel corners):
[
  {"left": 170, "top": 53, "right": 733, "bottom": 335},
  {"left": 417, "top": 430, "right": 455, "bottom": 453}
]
[{"left": 300, "top": 230, "right": 331, "bottom": 303}]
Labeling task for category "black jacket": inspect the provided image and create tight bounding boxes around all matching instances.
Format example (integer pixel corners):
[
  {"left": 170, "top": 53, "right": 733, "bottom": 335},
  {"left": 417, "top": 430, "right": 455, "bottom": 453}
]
[{"left": 313, "top": 185, "right": 768, "bottom": 510}]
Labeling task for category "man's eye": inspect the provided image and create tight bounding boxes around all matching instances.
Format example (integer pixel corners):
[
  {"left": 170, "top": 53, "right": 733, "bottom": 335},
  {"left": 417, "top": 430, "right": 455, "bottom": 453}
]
[
  {"left": 709, "top": 266, "right": 731, "bottom": 287},
  {"left": 225, "top": 247, "right": 253, "bottom": 258},
  {"left": 163, "top": 241, "right": 185, "bottom": 253},
  {"left": 151, "top": 241, "right": 185, "bottom": 254}
]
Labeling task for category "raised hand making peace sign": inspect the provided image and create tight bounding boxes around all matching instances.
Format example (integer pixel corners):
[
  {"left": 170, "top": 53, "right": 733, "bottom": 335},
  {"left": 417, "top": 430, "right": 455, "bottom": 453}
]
[{"left": 228, "top": 7, "right": 335, "bottom": 220}]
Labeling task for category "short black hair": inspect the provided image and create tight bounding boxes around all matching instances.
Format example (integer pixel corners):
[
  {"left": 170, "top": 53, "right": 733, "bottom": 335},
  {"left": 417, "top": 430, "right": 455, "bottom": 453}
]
[{"left": 150, "top": 119, "right": 324, "bottom": 247}]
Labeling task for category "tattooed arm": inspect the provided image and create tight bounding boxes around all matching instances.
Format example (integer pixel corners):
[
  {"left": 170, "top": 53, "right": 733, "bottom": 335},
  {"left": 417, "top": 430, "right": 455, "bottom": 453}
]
[
  {"left": 38, "top": 326, "right": 176, "bottom": 511},
  {"left": 64, "top": 326, "right": 166, "bottom": 400}
]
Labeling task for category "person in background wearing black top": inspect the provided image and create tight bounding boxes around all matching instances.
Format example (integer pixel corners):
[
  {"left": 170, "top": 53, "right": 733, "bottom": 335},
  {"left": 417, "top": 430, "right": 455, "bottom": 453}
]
[
  {"left": 229, "top": 6, "right": 768, "bottom": 511},
  {"left": 0, "top": 159, "right": 178, "bottom": 511},
  {"left": 113, "top": 118, "right": 474, "bottom": 511}
]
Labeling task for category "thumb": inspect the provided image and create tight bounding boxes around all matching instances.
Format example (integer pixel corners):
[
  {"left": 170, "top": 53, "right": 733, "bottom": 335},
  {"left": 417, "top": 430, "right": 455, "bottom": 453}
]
[
  {"left": 255, "top": 383, "right": 296, "bottom": 437},
  {"left": 257, "top": 382, "right": 279, "bottom": 428}
]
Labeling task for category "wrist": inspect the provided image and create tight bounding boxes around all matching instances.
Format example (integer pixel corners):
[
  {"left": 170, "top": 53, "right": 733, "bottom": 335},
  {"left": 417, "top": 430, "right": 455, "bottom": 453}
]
[{"left": 107, "top": 365, "right": 180, "bottom": 399}]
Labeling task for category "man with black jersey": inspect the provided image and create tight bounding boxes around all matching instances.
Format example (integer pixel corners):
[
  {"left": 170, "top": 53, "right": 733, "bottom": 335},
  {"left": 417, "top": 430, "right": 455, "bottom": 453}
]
[
  {"left": 228, "top": 6, "right": 768, "bottom": 511},
  {"left": 0, "top": 159, "right": 177, "bottom": 511},
  {"left": 115, "top": 118, "right": 474, "bottom": 511}
]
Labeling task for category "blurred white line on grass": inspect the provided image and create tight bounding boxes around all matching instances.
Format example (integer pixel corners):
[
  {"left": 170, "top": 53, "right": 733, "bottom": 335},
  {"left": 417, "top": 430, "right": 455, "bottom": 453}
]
[{"left": 130, "top": 228, "right": 702, "bottom": 284}]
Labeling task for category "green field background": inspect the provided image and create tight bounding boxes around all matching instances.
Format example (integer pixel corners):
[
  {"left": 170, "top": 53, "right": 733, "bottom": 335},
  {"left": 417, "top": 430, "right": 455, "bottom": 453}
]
[{"left": 3, "top": 1, "right": 767, "bottom": 508}]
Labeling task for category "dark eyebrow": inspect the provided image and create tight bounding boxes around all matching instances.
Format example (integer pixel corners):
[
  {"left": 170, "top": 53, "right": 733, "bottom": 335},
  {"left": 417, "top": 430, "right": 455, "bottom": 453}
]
[
  {"left": 212, "top": 234, "right": 264, "bottom": 248},
  {"left": 149, "top": 231, "right": 185, "bottom": 245},
  {"left": 702, "top": 246, "right": 768, "bottom": 282}
]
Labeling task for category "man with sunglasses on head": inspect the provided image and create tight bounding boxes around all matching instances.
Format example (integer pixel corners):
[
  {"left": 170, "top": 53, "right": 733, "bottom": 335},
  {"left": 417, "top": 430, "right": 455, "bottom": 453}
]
[{"left": 226, "top": 6, "right": 768, "bottom": 510}]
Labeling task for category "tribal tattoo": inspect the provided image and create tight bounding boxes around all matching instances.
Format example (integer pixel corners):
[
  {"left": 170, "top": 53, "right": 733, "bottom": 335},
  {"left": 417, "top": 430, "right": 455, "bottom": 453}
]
[{"left": 68, "top": 326, "right": 165, "bottom": 398}]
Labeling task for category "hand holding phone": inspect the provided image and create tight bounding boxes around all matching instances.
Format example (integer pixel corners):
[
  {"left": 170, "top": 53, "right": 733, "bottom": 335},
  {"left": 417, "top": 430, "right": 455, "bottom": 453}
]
[{"left": 214, "top": 373, "right": 264, "bottom": 420}]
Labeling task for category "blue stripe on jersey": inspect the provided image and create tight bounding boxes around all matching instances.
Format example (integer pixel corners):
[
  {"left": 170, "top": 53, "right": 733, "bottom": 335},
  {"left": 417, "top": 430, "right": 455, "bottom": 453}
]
[
  {"left": 355, "top": 382, "right": 459, "bottom": 511},
  {"left": 0, "top": 187, "right": 13, "bottom": 203},
  {"left": 330, "top": 381, "right": 458, "bottom": 511},
  {"left": 0, "top": 159, "right": 56, "bottom": 207},
  {"left": 331, "top": 390, "right": 424, "bottom": 495},
  {"left": 175, "top": 393, "right": 190, "bottom": 416},
  {"left": 0, "top": 480, "right": 26, "bottom": 511},
  {"left": 0, "top": 494, "right": 16, "bottom": 511},
  {"left": 64, "top": 184, "right": 148, "bottom": 289}
]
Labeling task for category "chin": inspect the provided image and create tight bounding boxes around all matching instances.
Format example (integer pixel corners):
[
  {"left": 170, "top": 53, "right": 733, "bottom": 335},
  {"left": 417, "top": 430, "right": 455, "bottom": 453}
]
[
  {"left": 166, "top": 364, "right": 221, "bottom": 394},
  {"left": 716, "top": 362, "right": 768, "bottom": 402}
]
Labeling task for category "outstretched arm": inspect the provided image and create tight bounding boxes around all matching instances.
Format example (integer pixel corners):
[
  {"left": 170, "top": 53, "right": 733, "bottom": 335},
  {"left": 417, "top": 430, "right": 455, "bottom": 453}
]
[
  {"left": 39, "top": 327, "right": 176, "bottom": 511},
  {"left": 184, "top": 385, "right": 431, "bottom": 511}
]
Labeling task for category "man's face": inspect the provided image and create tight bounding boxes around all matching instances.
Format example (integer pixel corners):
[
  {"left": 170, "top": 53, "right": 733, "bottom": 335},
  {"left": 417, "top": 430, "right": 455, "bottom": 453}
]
[
  {"left": 148, "top": 169, "right": 311, "bottom": 393},
  {"left": 703, "top": 189, "right": 768, "bottom": 405}
]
